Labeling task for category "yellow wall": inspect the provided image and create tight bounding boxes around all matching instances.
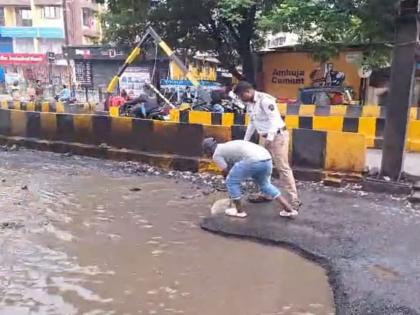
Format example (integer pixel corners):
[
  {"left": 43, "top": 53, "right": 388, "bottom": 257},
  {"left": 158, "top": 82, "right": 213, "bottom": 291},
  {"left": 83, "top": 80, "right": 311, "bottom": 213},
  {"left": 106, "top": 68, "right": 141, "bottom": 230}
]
[
  {"left": 261, "top": 50, "right": 362, "bottom": 100},
  {"left": 32, "top": 6, "right": 64, "bottom": 28},
  {"left": 170, "top": 60, "right": 217, "bottom": 81},
  {"left": 4, "top": 7, "right": 16, "bottom": 26}
]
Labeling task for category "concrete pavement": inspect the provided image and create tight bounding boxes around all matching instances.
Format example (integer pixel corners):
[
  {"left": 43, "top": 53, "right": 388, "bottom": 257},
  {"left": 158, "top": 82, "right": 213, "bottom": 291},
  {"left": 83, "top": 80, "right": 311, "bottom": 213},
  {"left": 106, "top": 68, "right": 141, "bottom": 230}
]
[
  {"left": 367, "top": 149, "right": 420, "bottom": 177},
  {"left": 202, "top": 182, "right": 420, "bottom": 315}
]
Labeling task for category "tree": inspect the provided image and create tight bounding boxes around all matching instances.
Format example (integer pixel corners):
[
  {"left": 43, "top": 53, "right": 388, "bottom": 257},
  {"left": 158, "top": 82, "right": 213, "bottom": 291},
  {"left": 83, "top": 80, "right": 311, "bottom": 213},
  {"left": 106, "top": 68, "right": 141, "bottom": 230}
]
[
  {"left": 99, "top": 0, "right": 150, "bottom": 46},
  {"left": 99, "top": 0, "right": 281, "bottom": 83},
  {"left": 260, "top": 0, "right": 398, "bottom": 66},
  {"left": 99, "top": 0, "right": 399, "bottom": 82}
]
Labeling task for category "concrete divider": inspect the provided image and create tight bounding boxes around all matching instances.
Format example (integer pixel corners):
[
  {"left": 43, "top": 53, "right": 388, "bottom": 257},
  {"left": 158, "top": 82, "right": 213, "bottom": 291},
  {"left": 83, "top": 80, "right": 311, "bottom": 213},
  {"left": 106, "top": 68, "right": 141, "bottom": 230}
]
[
  {"left": 171, "top": 108, "right": 420, "bottom": 152},
  {"left": 285, "top": 116, "right": 386, "bottom": 149},
  {"left": 408, "top": 120, "right": 420, "bottom": 152},
  {"left": 0, "top": 108, "right": 367, "bottom": 177},
  {"left": 0, "top": 100, "right": 96, "bottom": 114},
  {"left": 279, "top": 104, "right": 388, "bottom": 118},
  {"left": 278, "top": 104, "right": 420, "bottom": 119},
  {"left": 172, "top": 105, "right": 420, "bottom": 122},
  {"left": 292, "top": 129, "right": 366, "bottom": 174},
  {"left": 170, "top": 106, "right": 420, "bottom": 124}
]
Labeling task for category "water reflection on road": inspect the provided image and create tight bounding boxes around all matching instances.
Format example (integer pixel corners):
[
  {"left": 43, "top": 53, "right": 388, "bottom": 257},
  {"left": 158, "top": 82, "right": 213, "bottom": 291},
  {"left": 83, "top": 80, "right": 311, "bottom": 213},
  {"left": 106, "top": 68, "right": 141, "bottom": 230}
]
[{"left": 0, "top": 151, "right": 334, "bottom": 315}]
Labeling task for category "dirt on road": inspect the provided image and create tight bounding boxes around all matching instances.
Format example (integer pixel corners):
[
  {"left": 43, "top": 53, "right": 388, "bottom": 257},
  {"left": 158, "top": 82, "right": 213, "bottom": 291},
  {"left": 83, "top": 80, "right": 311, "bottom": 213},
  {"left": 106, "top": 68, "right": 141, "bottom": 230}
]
[{"left": 0, "top": 149, "right": 333, "bottom": 315}]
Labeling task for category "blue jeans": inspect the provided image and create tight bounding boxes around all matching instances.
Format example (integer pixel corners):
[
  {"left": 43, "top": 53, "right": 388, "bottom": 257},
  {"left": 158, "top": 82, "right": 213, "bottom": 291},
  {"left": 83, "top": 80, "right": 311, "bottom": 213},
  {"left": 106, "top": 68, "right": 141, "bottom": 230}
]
[{"left": 226, "top": 159, "right": 281, "bottom": 200}]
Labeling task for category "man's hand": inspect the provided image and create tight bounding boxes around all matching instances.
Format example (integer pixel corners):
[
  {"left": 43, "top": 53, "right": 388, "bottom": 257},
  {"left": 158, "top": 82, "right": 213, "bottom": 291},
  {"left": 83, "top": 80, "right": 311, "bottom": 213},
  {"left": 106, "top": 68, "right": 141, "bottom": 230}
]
[{"left": 264, "top": 140, "right": 273, "bottom": 151}]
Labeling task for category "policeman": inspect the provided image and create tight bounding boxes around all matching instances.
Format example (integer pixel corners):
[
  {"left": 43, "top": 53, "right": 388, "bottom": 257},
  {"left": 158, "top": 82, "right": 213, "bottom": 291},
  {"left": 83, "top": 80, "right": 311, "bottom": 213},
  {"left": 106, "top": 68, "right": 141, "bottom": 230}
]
[{"left": 234, "top": 81, "right": 301, "bottom": 210}]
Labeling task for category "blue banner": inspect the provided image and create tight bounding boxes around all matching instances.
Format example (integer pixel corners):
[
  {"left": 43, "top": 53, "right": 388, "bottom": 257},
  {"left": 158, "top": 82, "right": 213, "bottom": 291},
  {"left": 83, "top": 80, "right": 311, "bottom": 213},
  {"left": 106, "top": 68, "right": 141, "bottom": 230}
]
[
  {"left": 160, "top": 79, "right": 221, "bottom": 87},
  {"left": 0, "top": 67, "right": 4, "bottom": 83},
  {"left": 0, "top": 27, "right": 64, "bottom": 39}
]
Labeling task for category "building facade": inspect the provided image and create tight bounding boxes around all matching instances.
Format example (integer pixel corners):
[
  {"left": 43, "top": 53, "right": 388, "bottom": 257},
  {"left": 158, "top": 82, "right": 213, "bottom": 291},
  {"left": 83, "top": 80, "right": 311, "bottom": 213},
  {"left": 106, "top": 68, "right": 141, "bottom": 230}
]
[{"left": 0, "top": 0, "right": 102, "bottom": 89}]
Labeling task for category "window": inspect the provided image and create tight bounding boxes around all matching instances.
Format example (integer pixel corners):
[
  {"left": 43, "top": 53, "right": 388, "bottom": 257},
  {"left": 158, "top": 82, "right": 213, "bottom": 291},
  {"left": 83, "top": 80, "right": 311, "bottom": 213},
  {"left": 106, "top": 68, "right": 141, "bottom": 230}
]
[
  {"left": 14, "top": 38, "right": 34, "bottom": 53},
  {"left": 82, "top": 8, "right": 94, "bottom": 27},
  {"left": 269, "top": 36, "right": 286, "bottom": 48},
  {"left": 0, "top": 7, "right": 5, "bottom": 26},
  {"left": 42, "top": 6, "right": 61, "bottom": 19},
  {"left": 16, "top": 8, "right": 32, "bottom": 26}
]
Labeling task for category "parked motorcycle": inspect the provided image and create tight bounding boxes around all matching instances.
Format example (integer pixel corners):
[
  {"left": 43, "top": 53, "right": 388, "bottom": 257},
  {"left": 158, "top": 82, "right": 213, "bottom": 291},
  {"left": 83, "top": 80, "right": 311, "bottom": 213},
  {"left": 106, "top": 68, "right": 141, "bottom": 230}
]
[
  {"left": 54, "top": 95, "right": 77, "bottom": 105},
  {"left": 178, "top": 89, "right": 246, "bottom": 114},
  {"left": 119, "top": 101, "right": 171, "bottom": 120}
]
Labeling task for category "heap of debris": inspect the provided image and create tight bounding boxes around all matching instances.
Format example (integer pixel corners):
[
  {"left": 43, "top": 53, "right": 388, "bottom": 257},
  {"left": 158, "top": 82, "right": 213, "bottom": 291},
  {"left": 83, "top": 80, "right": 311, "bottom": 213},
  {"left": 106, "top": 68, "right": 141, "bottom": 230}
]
[{"left": 117, "top": 161, "right": 259, "bottom": 195}]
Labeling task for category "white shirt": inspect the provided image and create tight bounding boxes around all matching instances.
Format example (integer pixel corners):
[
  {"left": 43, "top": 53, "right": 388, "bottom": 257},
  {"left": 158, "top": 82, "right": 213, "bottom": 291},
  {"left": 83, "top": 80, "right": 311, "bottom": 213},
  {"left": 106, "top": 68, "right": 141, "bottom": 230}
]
[
  {"left": 212, "top": 140, "right": 272, "bottom": 170},
  {"left": 244, "top": 91, "right": 286, "bottom": 142}
]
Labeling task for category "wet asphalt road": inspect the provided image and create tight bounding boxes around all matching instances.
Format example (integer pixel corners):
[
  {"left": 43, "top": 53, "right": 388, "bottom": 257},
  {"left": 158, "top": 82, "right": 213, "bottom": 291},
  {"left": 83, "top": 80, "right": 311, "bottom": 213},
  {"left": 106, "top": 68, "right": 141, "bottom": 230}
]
[
  {"left": 0, "top": 148, "right": 333, "bottom": 315},
  {"left": 202, "top": 182, "right": 420, "bottom": 315}
]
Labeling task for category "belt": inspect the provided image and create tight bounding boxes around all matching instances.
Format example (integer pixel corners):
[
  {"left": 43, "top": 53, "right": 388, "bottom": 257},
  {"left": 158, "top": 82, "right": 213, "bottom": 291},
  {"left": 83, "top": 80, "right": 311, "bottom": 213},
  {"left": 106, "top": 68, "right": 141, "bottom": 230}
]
[{"left": 261, "top": 126, "right": 287, "bottom": 138}]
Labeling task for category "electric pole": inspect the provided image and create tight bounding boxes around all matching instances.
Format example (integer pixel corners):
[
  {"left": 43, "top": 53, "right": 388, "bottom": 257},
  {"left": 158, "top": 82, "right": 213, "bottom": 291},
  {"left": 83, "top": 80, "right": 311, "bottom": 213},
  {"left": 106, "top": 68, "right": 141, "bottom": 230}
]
[
  {"left": 381, "top": 0, "right": 420, "bottom": 180},
  {"left": 62, "top": 0, "right": 73, "bottom": 88}
]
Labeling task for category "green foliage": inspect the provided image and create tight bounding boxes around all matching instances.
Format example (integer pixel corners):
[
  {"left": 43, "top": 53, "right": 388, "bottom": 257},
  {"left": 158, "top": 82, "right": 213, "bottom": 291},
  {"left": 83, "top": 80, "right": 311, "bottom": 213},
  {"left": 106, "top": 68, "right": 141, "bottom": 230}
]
[
  {"left": 260, "top": 0, "right": 398, "bottom": 67},
  {"left": 96, "top": 0, "right": 280, "bottom": 81},
  {"left": 97, "top": 0, "right": 399, "bottom": 77},
  {"left": 98, "top": 0, "right": 150, "bottom": 46}
]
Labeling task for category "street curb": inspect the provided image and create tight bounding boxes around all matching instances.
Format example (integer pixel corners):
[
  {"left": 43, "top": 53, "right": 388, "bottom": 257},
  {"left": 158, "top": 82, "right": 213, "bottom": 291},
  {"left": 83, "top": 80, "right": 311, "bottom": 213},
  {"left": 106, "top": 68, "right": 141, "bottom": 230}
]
[{"left": 0, "top": 136, "right": 210, "bottom": 173}]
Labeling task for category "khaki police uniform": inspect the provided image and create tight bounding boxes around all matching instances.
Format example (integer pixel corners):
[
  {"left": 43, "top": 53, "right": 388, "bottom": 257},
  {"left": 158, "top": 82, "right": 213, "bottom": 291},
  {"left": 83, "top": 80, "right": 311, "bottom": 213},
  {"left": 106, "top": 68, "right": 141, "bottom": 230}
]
[{"left": 244, "top": 91, "right": 299, "bottom": 204}]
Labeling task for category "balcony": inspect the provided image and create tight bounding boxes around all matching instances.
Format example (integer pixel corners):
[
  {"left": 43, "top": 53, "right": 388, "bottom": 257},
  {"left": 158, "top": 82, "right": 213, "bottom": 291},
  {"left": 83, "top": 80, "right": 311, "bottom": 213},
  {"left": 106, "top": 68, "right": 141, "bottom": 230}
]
[{"left": 34, "top": 0, "right": 62, "bottom": 5}]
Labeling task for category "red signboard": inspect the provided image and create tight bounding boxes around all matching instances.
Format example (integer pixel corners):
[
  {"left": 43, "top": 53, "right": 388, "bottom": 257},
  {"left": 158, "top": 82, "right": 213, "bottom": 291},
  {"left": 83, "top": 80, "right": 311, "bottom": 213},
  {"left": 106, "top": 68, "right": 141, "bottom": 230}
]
[{"left": 0, "top": 53, "right": 47, "bottom": 65}]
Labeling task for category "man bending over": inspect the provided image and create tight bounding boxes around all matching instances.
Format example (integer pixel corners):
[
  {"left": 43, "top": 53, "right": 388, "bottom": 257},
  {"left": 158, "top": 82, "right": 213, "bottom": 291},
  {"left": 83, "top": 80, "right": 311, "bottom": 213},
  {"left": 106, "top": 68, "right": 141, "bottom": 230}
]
[{"left": 202, "top": 138, "right": 298, "bottom": 218}]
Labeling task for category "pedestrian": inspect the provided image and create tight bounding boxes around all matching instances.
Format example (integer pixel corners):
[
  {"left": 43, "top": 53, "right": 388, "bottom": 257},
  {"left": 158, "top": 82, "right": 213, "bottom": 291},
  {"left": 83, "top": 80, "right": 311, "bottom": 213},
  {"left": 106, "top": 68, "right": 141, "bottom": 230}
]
[
  {"left": 202, "top": 138, "right": 297, "bottom": 218},
  {"left": 56, "top": 84, "right": 70, "bottom": 102},
  {"left": 10, "top": 81, "right": 21, "bottom": 101},
  {"left": 35, "top": 80, "right": 44, "bottom": 101},
  {"left": 233, "top": 81, "right": 301, "bottom": 210},
  {"left": 27, "top": 84, "right": 36, "bottom": 102}
]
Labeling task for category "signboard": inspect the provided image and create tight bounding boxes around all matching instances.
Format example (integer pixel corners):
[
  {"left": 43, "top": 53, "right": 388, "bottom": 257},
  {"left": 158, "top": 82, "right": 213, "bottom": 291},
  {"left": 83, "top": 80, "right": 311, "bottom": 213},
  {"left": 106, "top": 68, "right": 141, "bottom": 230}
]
[
  {"left": 66, "top": 46, "right": 126, "bottom": 60},
  {"left": 47, "top": 52, "right": 55, "bottom": 62},
  {"left": 75, "top": 60, "right": 93, "bottom": 87},
  {"left": 358, "top": 65, "right": 373, "bottom": 78},
  {"left": 0, "top": 27, "right": 64, "bottom": 39},
  {"left": 119, "top": 67, "right": 150, "bottom": 97},
  {"left": 0, "top": 53, "right": 46, "bottom": 65},
  {"left": 271, "top": 69, "right": 305, "bottom": 85},
  {"left": 345, "top": 52, "right": 363, "bottom": 64},
  {"left": 160, "top": 79, "right": 222, "bottom": 89}
]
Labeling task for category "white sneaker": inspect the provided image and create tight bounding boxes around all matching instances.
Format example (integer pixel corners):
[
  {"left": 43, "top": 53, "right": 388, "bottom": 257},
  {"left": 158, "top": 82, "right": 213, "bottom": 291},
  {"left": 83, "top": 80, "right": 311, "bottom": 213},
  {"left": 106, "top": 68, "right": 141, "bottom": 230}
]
[
  {"left": 225, "top": 208, "right": 248, "bottom": 218},
  {"left": 279, "top": 210, "right": 299, "bottom": 218}
]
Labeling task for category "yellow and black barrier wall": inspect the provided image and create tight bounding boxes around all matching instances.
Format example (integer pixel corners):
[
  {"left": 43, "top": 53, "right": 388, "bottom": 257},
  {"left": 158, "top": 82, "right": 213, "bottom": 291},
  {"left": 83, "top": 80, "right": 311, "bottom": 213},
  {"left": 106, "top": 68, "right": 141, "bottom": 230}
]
[
  {"left": 170, "top": 109, "right": 420, "bottom": 152},
  {"left": 0, "top": 108, "right": 366, "bottom": 174},
  {"left": 0, "top": 100, "right": 95, "bottom": 114},
  {"left": 277, "top": 104, "right": 420, "bottom": 119},
  {"left": 170, "top": 105, "right": 420, "bottom": 124}
]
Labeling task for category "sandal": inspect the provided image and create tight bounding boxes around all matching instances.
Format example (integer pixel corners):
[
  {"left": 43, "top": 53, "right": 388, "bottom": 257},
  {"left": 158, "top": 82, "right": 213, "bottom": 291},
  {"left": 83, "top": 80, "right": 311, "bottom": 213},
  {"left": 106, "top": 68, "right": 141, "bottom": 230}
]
[
  {"left": 225, "top": 208, "right": 248, "bottom": 218},
  {"left": 279, "top": 210, "right": 299, "bottom": 218}
]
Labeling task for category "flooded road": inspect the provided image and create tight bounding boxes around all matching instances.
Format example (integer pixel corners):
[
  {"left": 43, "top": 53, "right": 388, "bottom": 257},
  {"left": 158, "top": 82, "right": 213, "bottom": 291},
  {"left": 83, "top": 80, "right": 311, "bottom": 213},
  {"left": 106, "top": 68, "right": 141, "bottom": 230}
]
[{"left": 0, "top": 150, "right": 334, "bottom": 315}]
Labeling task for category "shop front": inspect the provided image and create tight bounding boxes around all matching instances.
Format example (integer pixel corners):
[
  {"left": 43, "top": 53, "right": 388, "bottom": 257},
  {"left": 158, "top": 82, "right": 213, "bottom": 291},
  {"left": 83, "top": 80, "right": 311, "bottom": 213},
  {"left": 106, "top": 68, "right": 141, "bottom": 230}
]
[{"left": 0, "top": 52, "right": 48, "bottom": 94}]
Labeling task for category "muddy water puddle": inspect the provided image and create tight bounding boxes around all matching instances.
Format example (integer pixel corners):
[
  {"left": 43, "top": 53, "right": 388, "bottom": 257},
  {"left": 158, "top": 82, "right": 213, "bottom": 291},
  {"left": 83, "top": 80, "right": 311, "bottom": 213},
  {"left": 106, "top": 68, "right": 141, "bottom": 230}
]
[{"left": 0, "top": 152, "right": 334, "bottom": 315}]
